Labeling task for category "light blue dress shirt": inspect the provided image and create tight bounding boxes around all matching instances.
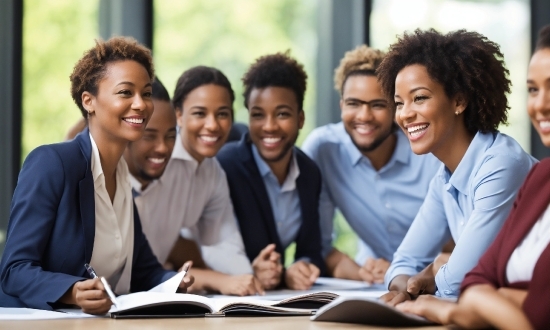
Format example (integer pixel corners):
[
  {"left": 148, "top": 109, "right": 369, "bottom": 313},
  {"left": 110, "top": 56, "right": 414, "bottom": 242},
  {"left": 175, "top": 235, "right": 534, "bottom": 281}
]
[
  {"left": 301, "top": 122, "right": 441, "bottom": 262},
  {"left": 385, "top": 131, "right": 538, "bottom": 298},
  {"left": 251, "top": 145, "right": 302, "bottom": 250}
]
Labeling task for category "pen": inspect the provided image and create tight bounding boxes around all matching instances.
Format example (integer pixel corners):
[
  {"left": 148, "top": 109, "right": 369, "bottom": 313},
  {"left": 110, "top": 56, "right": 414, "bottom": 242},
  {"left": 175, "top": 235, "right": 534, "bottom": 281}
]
[
  {"left": 83, "top": 263, "right": 118, "bottom": 308},
  {"left": 180, "top": 262, "right": 191, "bottom": 278}
]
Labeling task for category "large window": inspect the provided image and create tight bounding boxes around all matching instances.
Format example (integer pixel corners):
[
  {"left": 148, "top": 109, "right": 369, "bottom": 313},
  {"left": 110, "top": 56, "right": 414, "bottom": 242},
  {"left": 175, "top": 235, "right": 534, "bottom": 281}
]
[
  {"left": 0, "top": 0, "right": 99, "bottom": 252},
  {"left": 153, "top": 0, "right": 319, "bottom": 145},
  {"left": 371, "top": 0, "right": 531, "bottom": 150}
]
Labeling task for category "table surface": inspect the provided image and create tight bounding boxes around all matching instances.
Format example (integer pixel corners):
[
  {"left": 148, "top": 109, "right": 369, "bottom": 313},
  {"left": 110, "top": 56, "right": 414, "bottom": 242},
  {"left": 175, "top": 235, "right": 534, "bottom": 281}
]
[{"left": 0, "top": 316, "right": 449, "bottom": 330}]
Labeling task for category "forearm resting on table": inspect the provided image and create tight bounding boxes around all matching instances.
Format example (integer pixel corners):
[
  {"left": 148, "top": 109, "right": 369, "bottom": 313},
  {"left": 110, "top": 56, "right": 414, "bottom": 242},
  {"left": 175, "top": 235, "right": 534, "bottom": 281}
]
[
  {"left": 450, "top": 284, "right": 533, "bottom": 330},
  {"left": 186, "top": 268, "right": 228, "bottom": 293},
  {"left": 325, "top": 248, "right": 361, "bottom": 280}
]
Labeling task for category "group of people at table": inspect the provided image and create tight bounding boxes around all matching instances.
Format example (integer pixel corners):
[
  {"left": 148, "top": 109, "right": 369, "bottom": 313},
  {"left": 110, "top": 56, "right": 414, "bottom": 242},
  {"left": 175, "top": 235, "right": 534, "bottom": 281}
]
[{"left": 0, "top": 24, "right": 549, "bottom": 330}]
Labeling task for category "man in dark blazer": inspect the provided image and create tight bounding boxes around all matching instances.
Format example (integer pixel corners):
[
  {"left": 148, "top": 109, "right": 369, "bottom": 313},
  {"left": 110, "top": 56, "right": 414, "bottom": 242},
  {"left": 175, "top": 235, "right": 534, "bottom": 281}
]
[{"left": 217, "top": 53, "right": 325, "bottom": 290}]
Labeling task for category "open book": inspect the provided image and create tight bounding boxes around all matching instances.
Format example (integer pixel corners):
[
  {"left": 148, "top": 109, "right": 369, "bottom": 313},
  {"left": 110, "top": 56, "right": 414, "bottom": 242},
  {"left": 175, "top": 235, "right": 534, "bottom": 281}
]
[
  {"left": 311, "top": 296, "right": 436, "bottom": 327},
  {"left": 109, "top": 291, "right": 338, "bottom": 318}
]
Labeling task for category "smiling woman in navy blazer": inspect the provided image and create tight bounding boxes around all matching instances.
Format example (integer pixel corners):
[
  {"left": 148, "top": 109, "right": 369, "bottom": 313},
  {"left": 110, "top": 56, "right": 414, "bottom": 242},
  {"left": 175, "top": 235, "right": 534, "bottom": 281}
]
[{"left": 0, "top": 37, "right": 192, "bottom": 315}]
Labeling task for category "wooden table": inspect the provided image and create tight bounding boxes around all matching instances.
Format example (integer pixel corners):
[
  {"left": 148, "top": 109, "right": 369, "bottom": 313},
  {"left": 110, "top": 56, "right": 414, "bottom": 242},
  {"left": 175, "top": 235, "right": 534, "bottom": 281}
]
[{"left": 0, "top": 316, "right": 449, "bottom": 330}]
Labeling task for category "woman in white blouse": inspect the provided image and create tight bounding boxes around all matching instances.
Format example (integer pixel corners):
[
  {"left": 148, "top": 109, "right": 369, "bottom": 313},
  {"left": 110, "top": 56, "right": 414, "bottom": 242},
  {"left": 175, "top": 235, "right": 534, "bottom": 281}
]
[{"left": 0, "top": 37, "right": 192, "bottom": 315}]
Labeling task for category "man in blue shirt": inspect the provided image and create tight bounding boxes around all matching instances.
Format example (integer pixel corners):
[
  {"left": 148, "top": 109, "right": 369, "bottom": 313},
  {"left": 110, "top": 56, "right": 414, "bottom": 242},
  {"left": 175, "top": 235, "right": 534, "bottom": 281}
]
[
  {"left": 302, "top": 45, "right": 440, "bottom": 283},
  {"left": 217, "top": 53, "right": 325, "bottom": 290}
]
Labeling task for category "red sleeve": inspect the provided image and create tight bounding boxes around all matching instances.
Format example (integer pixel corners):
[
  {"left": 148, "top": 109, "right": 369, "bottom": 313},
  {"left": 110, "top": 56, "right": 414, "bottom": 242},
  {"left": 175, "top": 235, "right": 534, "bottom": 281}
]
[
  {"left": 460, "top": 162, "right": 539, "bottom": 293},
  {"left": 521, "top": 244, "right": 550, "bottom": 330}
]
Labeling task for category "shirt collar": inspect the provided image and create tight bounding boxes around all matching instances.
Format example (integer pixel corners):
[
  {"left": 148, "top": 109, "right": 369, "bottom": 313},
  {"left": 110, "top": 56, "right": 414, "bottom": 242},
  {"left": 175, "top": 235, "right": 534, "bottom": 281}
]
[
  {"left": 128, "top": 173, "right": 160, "bottom": 195},
  {"left": 342, "top": 129, "right": 410, "bottom": 168},
  {"left": 89, "top": 133, "right": 104, "bottom": 184},
  {"left": 447, "top": 131, "right": 493, "bottom": 194},
  {"left": 251, "top": 144, "right": 300, "bottom": 192},
  {"left": 89, "top": 132, "right": 131, "bottom": 189},
  {"left": 170, "top": 133, "right": 199, "bottom": 171}
]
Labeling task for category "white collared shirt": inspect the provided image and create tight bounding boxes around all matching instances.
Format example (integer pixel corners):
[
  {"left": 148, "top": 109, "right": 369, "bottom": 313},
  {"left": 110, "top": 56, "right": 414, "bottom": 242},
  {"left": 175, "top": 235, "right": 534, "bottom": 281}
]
[
  {"left": 133, "top": 135, "right": 252, "bottom": 275},
  {"left": 89, "top": 134, "right": 134, "bottom": 294},
  {"left": 506, "top": 203, "right": 550, "bottom": 283}
]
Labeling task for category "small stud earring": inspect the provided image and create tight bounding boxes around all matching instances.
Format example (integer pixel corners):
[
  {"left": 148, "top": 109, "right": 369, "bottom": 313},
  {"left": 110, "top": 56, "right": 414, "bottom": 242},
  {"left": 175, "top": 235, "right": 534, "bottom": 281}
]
[{"left": 455, "top": 111, "right": 460, "bottom": 115}]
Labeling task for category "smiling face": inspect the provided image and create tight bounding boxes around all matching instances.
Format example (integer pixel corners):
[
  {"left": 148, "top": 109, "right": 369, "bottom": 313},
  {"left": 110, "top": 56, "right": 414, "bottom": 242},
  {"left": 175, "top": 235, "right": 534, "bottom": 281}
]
[
  {"left": 340, "top": 75, "right": 394, "bottom": 154},
  {"left": 527, "top": 48, "right": 550, "bottom": 147},
  {"left": 248, "top": 86, "right": 304, "bottom": 166},
  {"left": 83, "top": 60, "right": 154, "bottom": 143},
  {"left": 394, "top": 64, "right": 467, "bottom": 158},
  {"left": 176, "top": 84, "right": 232, "bottom": 163},
  {"left": 124, "top": 99, "right": 177, "bottom": 187}
]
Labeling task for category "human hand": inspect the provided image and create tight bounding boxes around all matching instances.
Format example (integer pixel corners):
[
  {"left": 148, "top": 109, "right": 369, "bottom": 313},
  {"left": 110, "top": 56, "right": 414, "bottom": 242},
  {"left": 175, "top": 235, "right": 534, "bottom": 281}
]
[
  {"left": 359, "top": 257, "right": 390, "bottom": 284},
  {"left": 396, "top": 295, "right": 456, "bottom": 324},
  {"left": 379, "top": 290, "right": 413, "bottom": 307},
  {"left": 177, "top": 261, "right": 195, "bottom": 293},
  {"left": 252, "top": 244, "right": 283, "bottom": 290},
  {"left": 219, "top": 274, "right": 265, "bottom": 296},
  {"left": 380, "top": 274, "right": 413, "bottom": 306},
  {"left": 70, "top": 278, "right": 112, "bottom": 315},
  {"left": 406, "top": 263, "right": 436, "bottom": 297},
  {"left": 285, "top": 260, "right": 320, "bottom": 290}
]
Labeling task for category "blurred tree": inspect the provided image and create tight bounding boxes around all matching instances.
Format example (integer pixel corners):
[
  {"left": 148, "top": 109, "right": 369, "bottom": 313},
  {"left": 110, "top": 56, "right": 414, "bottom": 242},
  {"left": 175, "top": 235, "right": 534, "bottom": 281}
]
[
  {"left": 22, "top": 0, "right": 99, "bottom": 158},
  {"left": 153, "top": 0, "right": 318, "bottom": 145}
]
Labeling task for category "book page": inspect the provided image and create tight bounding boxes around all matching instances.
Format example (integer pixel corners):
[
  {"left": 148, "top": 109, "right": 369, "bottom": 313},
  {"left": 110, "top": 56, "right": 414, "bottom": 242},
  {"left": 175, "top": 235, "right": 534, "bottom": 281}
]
[
  {"left": 110, "top": 292, "right": 215, "bottom": 314},
  {"left": 147, "top": 271, "right": 186, "bottom": 293}
]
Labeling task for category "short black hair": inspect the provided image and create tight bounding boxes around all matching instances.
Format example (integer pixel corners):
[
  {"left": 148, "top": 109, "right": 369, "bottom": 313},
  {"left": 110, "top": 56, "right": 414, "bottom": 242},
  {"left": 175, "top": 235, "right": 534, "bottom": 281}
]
[
  {"left": 70, "top": 37, "right": 154, "bottom": 119},
  {"left": 152, "top": 77, "right": 170, "bottom": 102},
  {"left": 242, "top": 52, "right": 307, "bottom": 110},
  {"left": 172, "top": 66, "right": 235, "bottom": 112},
  {"left": 377, "top": 29, "right": 511, "bottom": 135},
  {"left": 536, "top": 25, "right": 550, "bottom": 51}
]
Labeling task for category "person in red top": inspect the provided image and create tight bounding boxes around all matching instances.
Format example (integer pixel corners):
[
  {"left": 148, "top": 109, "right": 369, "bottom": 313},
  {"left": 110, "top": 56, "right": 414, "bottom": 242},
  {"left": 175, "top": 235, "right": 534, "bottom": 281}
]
[{"left": 395, "top": 25, "right": 550, "bottom": 330}]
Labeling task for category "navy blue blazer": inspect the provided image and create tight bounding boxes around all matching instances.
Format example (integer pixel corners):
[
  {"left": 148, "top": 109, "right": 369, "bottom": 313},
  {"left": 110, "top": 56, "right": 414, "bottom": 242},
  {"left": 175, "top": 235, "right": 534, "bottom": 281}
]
[
  {"left": 0, "top": 129, "right": 174, "bottom": 310},
  {"left": 217, "top": 134, "right": 326, "bottom": 276}
]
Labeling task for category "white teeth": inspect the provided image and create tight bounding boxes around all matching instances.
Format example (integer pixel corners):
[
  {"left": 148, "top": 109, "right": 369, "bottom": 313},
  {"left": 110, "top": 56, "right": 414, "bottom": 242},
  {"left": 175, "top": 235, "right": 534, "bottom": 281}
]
[
  {"left": 407, "top": 124, "right": 428, "bottom": 133},
  {"left": 148, "top": 158, "right": 165, "bottom": 164},
  {"left": 263, "top": 137, "right": 281, "bottom": 144},
  {"left": 407, "top": 124, "right": 428, "bottom": 138},
  {"left": 540, "top": 121, "right": 550, "bottom": 129},
  {"left": 200, "top": 136, "right": 218, "bottom": 143},
  {"left": 124, "top": 118, "right": 144, "bottom": 124},
  {"left": 356, "top": 125, "right": 374, "bottom": 134}
]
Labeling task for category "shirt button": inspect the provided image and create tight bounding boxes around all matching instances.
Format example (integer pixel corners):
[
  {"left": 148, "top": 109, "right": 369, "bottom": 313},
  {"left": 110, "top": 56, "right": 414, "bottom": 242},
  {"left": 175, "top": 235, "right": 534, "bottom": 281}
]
[
  {"left": 385, "top": 203, "right": 391, "bottom": 209},
  {"left": 460, "top": 221, "right": 464, "bottom": 226},
  {"left": 115, "top": 234, "right": 120, "bottom": 239},
  {"left": 444, "top": 290, "right": 452, "bottom": 295}
]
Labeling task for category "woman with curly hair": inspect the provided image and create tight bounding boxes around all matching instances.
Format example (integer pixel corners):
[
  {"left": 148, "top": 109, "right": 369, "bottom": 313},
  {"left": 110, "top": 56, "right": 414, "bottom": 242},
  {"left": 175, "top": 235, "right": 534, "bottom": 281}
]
[
  {"left": 394, "top": 25, "right": 550, "bottom": 330},
  {"left": 378, "top": 29, "right": 537, "bottom": 305},
  {"left": 0, "top": 37, "right": 193, "bottom": 314},
  {"left": 301, "top": 45, "right": 440, "bottom": 284}
]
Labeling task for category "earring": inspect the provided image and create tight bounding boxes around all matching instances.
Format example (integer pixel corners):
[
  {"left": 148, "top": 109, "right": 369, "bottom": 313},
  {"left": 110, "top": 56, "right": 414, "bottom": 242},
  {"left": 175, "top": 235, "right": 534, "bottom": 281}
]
[{"left": 455, "top": 111, "right": 460, "bottom": 115}]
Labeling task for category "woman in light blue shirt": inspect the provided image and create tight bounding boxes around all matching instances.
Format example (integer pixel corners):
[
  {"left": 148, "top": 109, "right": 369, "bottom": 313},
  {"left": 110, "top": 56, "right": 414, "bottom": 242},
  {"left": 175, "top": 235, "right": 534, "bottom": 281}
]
[{"left": 377, "top": 29, "right": 537, "bottom": 305}]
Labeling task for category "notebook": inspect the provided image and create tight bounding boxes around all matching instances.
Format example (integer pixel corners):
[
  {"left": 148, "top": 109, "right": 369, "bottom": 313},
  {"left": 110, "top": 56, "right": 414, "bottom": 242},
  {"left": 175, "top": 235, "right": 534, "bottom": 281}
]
[
  {"left": 109, "top": 291, "right": 338, "bottom": 318},
  {"left": 311, "top": 296, "right": 437, "bottom": 327}
]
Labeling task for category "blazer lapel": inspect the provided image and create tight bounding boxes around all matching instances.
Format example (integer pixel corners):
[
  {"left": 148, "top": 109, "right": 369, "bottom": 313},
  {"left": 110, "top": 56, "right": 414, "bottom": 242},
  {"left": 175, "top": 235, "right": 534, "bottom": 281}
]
[
  {"left": 238, "top": 136, "right": 283, "bottom": 249},
  {"left": 76, "top": 129, "right": 96, "bottom": 263}
]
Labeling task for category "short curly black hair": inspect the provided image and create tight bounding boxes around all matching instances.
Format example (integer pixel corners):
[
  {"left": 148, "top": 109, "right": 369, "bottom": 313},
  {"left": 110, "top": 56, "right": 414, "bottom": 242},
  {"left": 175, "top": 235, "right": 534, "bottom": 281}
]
[
  {"left": 536, "top": 25, "right": 550, "bottom": 50},
  {"left": 377, "top": 29, "right": 511, "bottom": 135},
  {"left": 242, "top": 51, "right": 307, "bottom": 110},
  {"left": 70, "top": 37, "right": 154, "bottom": 119}
]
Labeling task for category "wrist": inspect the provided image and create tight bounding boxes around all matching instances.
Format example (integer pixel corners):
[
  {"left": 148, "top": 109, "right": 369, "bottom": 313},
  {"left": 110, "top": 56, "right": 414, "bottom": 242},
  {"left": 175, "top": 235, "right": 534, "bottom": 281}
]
[{"left": 59, "top": 283, "right": 78, "bottom": 306}]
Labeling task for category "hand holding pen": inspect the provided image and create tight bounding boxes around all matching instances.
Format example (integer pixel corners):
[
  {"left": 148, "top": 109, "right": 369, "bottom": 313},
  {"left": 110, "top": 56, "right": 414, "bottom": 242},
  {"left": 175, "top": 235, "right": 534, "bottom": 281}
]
[
  {"left": 58, "top": 263, "right": 113, "bottom": 315},
  {"left": 176, "top": 261, "right": 195, "bottom": 293}
]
